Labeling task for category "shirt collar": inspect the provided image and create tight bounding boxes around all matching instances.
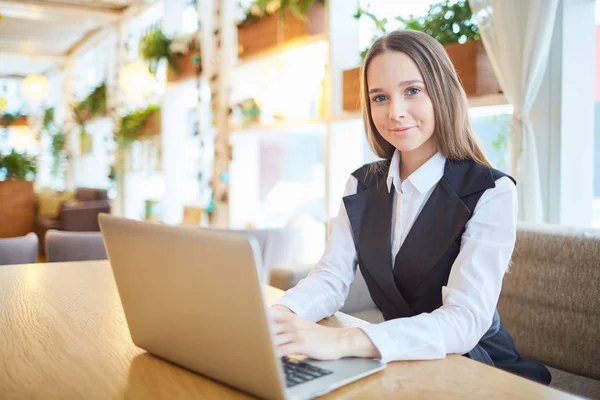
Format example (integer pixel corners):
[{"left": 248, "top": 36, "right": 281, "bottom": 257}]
[{"left": 386, "top": 150, "right": 447, "bottom": 194}]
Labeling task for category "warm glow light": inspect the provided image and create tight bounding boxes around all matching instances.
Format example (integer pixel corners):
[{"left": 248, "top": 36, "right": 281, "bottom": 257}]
[
  {"left": 119, "top": 61, "right": 156, "bottom": 100},
  {"left": 0, "top": 97, "right": 7, "bottom": 112},
  {"left": 22, "top": 75, "right": 50, "bottom": 100},
  {"left": 9, "top": 127, "right": 37, "bottom": 152}
]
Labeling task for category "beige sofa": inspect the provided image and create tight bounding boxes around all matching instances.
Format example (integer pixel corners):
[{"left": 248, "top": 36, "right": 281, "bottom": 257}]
[{"left": 269, "top": 223, "right": 600, "bottom": 399}]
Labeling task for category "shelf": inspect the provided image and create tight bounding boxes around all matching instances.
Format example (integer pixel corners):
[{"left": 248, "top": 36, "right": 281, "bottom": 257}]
[
  {"left": 467, "top": 93, "right": 509, "bottom": 108},
  {"left": 229, "top": 117, "right": 326, "bottom": 133},
  {"left": 235, "top": 34, "right": 328, "bottom": 68}
]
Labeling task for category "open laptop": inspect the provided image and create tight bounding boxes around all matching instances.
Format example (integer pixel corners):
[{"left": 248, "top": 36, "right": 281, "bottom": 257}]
[{"left": 98, "top": 214, "right": 385, "bottom": 400}]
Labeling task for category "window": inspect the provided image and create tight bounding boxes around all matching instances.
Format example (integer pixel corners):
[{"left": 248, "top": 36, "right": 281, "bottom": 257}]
[
  {"left": 230, "top": 127, "right": 326, "bottom": 229},
  {"left": 469, "top": 104, "right": 513, "bottom": 173}
]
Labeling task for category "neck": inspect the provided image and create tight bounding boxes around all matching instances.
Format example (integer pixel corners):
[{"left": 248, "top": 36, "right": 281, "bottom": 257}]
[{"left": 399, "top": 146, "right": 438, "bottom": 181}]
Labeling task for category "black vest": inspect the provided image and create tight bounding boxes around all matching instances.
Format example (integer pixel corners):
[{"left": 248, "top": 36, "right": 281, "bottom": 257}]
[{"left": 342, "top": 159, "right": 551, "bottom": 385}]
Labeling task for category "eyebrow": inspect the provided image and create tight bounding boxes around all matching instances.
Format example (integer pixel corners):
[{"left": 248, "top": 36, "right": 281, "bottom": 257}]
[{"left": 368, "top": 80, "right": 425, "bottom": 94}]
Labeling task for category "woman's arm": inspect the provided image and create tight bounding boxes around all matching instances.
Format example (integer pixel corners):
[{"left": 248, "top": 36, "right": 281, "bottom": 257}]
[{"left": 272, "top": 176, "right": 517, "bottom": 362}]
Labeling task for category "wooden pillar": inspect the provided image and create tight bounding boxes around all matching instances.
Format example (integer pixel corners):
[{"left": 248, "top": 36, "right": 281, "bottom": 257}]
[
  {"left": 198, "top": 0, "right": 235, "bottom": 227},
  {"left": 106, "top": 21, "right": 128, "bottom": 217},
  {"left": 62, "top": 55, "right": 76, "bottom": 192}
]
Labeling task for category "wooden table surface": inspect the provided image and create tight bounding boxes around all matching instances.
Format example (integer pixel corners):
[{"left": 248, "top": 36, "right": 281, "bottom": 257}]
[{"left": 0, "top": 261, "right": 579, "bottom": 400}]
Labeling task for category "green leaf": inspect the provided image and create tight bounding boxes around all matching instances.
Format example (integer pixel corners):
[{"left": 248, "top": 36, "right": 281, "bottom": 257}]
[
  {"left": 0, "top": 150, "right": 37, "bottom": 181},
  {"left": 116, "top": 105, "right": 161, "bottom": 150},
  {"left": 358, "top": 0, "right": 479, "bottom": 50}
]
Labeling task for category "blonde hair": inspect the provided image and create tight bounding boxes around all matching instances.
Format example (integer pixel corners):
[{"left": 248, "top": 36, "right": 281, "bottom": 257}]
[{"left": 360, "top": 30, "right": 492, "bottom": 168}]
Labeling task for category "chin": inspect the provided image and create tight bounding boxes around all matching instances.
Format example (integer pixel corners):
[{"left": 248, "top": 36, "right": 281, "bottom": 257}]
[{"left": 388, "top": 139, "right": 423, "bottom": 154}]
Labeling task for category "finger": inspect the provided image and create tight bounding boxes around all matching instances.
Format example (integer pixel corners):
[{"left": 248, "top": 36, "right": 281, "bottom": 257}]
[
  {"left": 278, "top": 342, "right": 303, "bottom": 358},
  {"left": 271, "top": 321, "right": 293, "bottom": 335},
  {"left": 273, "top": 332, "right": 295, "bottom": 347},
  {"left": 270, "top": 308, "right": 294, "bottom": 323}
]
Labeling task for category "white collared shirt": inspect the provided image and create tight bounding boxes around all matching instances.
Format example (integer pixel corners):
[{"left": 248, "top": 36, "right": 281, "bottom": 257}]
[{"left": 275, "top": 150, "right": 518, "bottom": 364}]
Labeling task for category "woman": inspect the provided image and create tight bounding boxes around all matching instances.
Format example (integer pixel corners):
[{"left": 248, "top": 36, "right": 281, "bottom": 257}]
[{"left": 271, "top": 30, "right": 551, "bottom": 384}]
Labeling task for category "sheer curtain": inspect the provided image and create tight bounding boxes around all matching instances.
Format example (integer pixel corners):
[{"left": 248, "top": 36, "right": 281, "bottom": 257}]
[{"left": 470, "top": 0, "right": 559, "bottom": 222}]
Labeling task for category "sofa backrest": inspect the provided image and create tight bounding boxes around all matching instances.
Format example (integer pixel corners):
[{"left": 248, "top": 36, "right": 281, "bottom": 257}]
[
  {"left": 0, "top": 232, "right": 38, "bottom": 265},
  {"left": 45, "top": 230, "right": 107, "bottom": 263},
  {"left": 75, "top": 187, "right": 108, "bottom": 201},
  {"left": 498, "top": 223, "right": 600, "bottom": 380}
]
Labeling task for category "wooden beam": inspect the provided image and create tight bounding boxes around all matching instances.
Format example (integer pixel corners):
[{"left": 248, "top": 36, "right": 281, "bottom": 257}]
[
  {"left": 0, "top": 0, "right": 123, "bottom": 22},
  {"left": 0, "top": 51, "right": 67, "bottom": 63},
  {"left": 66, "top": 27, "right": 106, "bottom": 57}
]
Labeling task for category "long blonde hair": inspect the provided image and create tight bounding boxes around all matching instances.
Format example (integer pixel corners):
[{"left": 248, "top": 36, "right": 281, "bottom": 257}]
[{"left": 360, "top": 30, "right": 492, "bottom": 168}]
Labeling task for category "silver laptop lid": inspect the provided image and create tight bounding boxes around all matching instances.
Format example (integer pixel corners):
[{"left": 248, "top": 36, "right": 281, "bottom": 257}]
[{"left": 99, "top": 214, "right": 287, "bottom": 400}]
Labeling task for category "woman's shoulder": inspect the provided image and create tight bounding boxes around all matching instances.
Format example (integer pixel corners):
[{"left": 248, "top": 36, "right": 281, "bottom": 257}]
[
  {"left": 445, "top": 159, "right": 515, "bottom": 195},
  {"left": 350, "top": 159, "right": 390, "bottom": 188}
]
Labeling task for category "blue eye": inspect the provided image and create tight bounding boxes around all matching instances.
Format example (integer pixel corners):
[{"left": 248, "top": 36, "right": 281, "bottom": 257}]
[
  {"left": 372, "top": 95, "right": 387, "bottom": 103},
  {"left": 407, "top": 87, "right": 421, "bottom": 95}
]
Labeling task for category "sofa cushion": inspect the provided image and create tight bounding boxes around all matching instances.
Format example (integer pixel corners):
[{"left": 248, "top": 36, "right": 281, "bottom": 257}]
[
  {"left": 498, "top": 223, "right": 600, "bottom": 381},
  {"left": 37, "top": 189, "right": 75, "bottom": 218},
  {"left": 547, "top": 366, "right": 600, "bottom": 400}
]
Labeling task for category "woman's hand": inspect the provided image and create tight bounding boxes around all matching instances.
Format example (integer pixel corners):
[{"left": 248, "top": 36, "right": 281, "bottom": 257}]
[{"left": 269, "top": 307, "right": 381, "bottom": 360}]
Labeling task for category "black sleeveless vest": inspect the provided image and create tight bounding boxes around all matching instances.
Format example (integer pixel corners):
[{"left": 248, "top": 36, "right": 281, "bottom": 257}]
[{"left": 342, "top": 158, "right": 551, "bottom": 385}]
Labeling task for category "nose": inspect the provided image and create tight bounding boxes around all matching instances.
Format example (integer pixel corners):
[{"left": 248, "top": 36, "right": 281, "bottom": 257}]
[{"left": 389, "top": 96, "right": 407, "bottom": 120}]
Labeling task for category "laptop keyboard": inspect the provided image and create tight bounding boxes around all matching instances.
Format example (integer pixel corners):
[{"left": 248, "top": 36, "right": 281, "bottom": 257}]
[{"left": 282, "top": 356, "right": 333, "bottom": 388}]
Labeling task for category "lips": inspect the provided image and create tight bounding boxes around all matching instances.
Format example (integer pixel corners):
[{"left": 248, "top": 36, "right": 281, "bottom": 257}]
[{"left": 390, "top": 126, "right": 415, "bottom": 132}]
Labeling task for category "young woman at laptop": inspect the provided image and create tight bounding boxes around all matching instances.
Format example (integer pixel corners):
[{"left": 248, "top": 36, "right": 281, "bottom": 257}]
[{"left": 271, "top": 30, "right": 551, "bottom": 385}]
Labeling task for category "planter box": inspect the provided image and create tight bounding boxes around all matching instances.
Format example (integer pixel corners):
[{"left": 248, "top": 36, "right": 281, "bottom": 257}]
[
  {"left": 342, "top": 67, "right": 361, "bottom": 112},
  {"left": 0, "top": 115, "right": 28, "bottom": 127},
  {"left": 341, "top": 39, "right": 500, "bottom": 112},
  {"left": 0, "top": 180, "right": 35, "bottom": 238},
  {"left": 237, "top": 3, "right": 326, "bottom": 59},
  {"left": 167, "top": 50, "right": 202, "bottom": 82},
  {"left": 138, "top": 111, "right": 161, "bottom": 140},
  {"left": 444, "top": 40, "right": 500, "bottom": 97}
]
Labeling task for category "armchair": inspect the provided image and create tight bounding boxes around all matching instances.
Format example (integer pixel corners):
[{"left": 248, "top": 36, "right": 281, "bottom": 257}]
[{"left": 35, "top": 188, "right": 111, "bottom": 256}]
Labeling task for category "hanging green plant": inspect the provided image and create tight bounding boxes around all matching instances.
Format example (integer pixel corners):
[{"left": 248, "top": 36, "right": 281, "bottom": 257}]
[
  {"left": 50, "top": 126, "right": 67, "bottom": 178},
  {"left": 0, "top": 150, "right": 37, "bottom": 181},
  {"left": 73, "top": 82, "right": 107, "bottom": 124},
  {"left": 140, "top": 29, "right": 202, "bottom": 79},
  {"left": 116, "top": 105, "right": 161, "bottom": 150},
  {"left": 42, "top": 107, "right": 54, "bottom": 129},
  {"left": 140, "top": 30, "right": 178, "bottom": 74}
]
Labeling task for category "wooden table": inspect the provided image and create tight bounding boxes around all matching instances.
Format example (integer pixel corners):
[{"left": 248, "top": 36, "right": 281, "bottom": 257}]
[{"left": 0, "top": 261, "right": 578, "bottom": 400}]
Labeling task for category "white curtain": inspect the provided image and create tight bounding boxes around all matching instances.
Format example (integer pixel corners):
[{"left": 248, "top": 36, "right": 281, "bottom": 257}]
[{"left": 470, "top": 0, "right": 559, "bottom": 223}]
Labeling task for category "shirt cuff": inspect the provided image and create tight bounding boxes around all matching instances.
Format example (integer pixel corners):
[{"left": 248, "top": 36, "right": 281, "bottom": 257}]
[
  {"left": 359, "top": 323, "right": 398, "bottom": 364},
  {"left": 272, "top": 297, "right": 310, "bottom": 320}
]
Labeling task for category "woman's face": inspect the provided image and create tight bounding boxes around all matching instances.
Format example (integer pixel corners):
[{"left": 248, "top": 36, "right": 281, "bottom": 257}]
[{"left": 367, "top": 51, "right": 437, "bottom": 157}]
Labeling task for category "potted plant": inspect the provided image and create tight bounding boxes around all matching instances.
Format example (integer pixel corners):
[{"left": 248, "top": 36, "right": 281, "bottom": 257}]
[
  {"left": 0, "top": 150, "right": 37, "bottom": 238},
  {"left": 0, "top": 150, "right": 37, "bottom": 181},
  {"left": 72, "top": 82, "right": 107, "bottom": 156},
  {"left": 73, "top": 82, "right": 107, "bottom": 124},
  {"left": 237, "top": 0, "right": 326, "bottom": 59},
  {"left": 0, "top": 111, "right": 28, "bottom": 128},
  {"left": 342, "top": 0, "right": 499, "bottom": 111},
  {"left": 42, "top": 107, "right": 54, "bottom": 129},
  {"left": 49, "top": 127, "right": 67, "bottom": 180},
  {"left": 140, "top": 30, "right": 202, "bottom": 82},
  {"left": 116, "top": 105, "right": 161, "bottom": 150}
]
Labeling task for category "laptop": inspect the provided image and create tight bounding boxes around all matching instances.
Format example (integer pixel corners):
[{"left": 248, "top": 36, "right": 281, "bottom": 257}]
[{"left": 98, "top": 214, "right": 385, "bottom": 400}]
